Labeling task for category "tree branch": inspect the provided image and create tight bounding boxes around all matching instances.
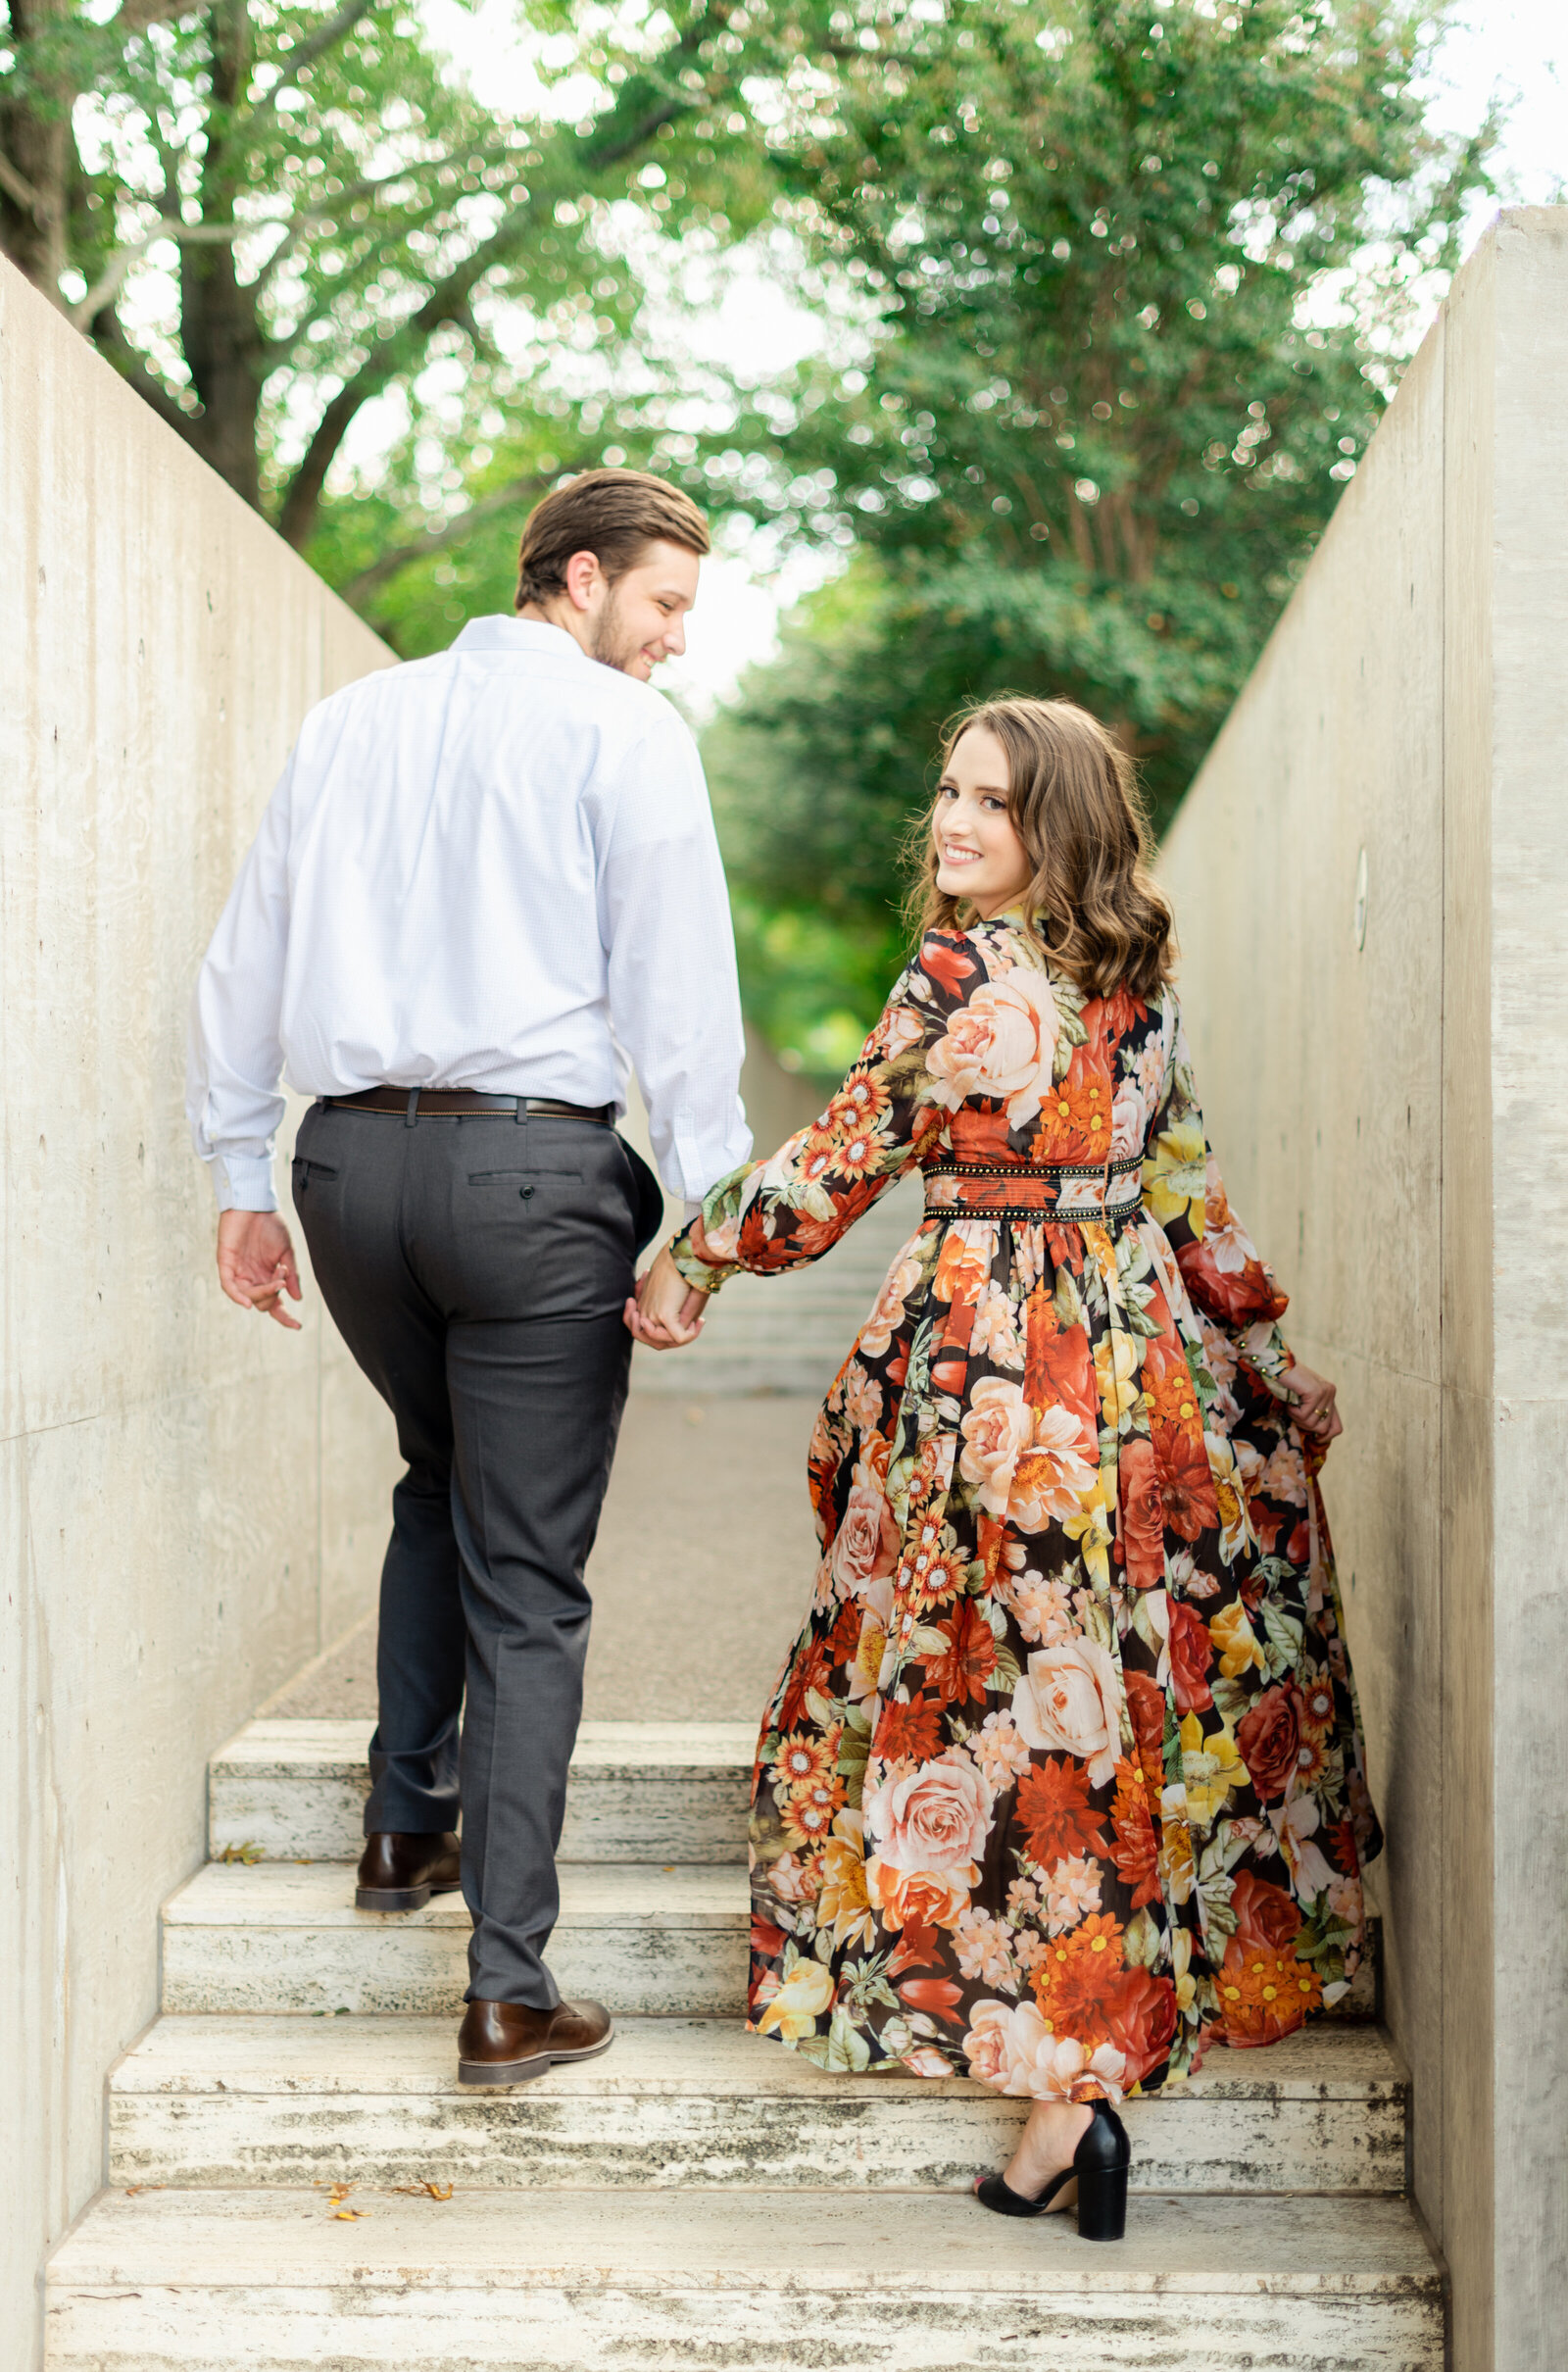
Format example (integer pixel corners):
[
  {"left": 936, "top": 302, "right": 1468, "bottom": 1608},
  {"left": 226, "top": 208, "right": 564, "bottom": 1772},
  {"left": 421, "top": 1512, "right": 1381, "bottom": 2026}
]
[
  {"left": 237, "top": 0, "right": 376, "bottom": 129},
  {"left": 89, "top": 303, "right": 201, "bottom": 440},
  {"left": 276, "top": 0, "right": 736, "bottom": 547},
  {"left": 69, "top": 216, "right": 257, "bottom": 326},
  {"left": 275, "top": 231, "right": 522, "bottom": 544},
  {"left": 253, "top": 146, "right": 493, "bottom": 296},
  {"left": 339, "top": 472, "right": 546, "bottom": 605},
  {"left": 0, "top": 147, "right": 43, "bottom": 219},
  {"left": 114, "top": 0, "right": 205, "bottom": 30}
]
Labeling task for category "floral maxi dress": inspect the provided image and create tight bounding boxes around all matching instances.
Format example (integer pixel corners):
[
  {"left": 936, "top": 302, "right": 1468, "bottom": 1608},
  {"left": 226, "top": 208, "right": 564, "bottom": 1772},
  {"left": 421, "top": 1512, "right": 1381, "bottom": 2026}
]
[{"left": 672, "top": 915, "right": 1382, "bottom": 2103}]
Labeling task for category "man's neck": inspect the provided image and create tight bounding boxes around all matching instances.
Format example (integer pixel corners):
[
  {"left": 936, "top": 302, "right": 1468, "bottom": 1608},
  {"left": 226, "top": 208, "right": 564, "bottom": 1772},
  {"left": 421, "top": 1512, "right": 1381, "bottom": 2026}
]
[{"left": 516, "top": 598, "right": 593, "bottom": 660}]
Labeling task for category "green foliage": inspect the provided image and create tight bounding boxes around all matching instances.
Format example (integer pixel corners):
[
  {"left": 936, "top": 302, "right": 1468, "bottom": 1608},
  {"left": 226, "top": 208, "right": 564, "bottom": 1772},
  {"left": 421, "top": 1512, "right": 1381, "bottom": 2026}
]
[
  {"left": 728, "top": 881, "right": 903, "bottom": 1081},
  {"left": 704, "top": 0, "right": 1492, "bottom": 980},
  {"left": 4, "top": 0, "right": 1494, "bottom": 1065},
  {"left": 0, "top": 0, "right": 776, "bottom": 540}
]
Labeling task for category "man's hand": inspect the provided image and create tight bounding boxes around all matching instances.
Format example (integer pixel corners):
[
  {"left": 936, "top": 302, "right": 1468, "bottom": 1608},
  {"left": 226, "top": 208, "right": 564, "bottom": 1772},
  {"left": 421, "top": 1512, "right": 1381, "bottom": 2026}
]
[
  {"left": 218, "top": 1210, "right": 303, "bottom": 1330},
  {"left": 623, "top": 1242, "right": 709, "bottom": 1350},
  {"left": 1281, "top": 1360, "right": 1342, "bottom": 1444}
]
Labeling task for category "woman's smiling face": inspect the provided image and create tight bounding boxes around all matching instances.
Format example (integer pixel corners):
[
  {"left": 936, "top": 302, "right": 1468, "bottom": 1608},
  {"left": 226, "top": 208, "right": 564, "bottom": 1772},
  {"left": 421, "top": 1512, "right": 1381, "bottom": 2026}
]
[{"left": 931, "top": 725, "right": 1035, "bottom": 919}]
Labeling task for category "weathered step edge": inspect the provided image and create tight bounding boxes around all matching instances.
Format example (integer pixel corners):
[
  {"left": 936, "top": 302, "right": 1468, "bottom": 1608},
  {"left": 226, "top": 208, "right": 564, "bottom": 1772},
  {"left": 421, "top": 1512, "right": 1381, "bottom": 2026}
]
[
  {"left": 45, "top": 2189, "right": 1445, "bottom": 2372},
  {"left": 108, "top": 2014, "right": 1408, "bottom": 2197},
  {"left": 210, "top": 1719, "right": 756, "bottom": 1865},
  {"left": 161, "top": 1863, "right": 748, "bottom": 2019}
]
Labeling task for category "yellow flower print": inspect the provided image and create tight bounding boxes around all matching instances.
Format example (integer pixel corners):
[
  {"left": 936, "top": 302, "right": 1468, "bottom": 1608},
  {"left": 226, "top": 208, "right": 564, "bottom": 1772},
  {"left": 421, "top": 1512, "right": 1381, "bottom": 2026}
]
[
  {"left": 816, "top": 1811, "right": 877, "bottom": 1952},
  {"left": 1062, "top": 1470, "right": 1116, "bottom": 1590},
  {"left": 1158, "top": 1783, "right": 1196, "bottom": 1906},
  {"left": 1206, "top": 1436, "right": 1255, "bottom": 1565},
  {"left": 757, "top": 1955, "right": 836, "bottom": 2041},
  {"left": 1093, "top": 1331, "right": 1140, "bottom": 1429},
  {"left": 1210, "top": 1601, "right": 1267, "bottom": 1680},
  {"left": 1144, "top": 1117, "right": 1207, "bottom": 1230},
  {"left": 1179, "top": 1712, "right": 1250, "bottom": 1828},
  {"left": 1171, "top": 1927, "right": 1197, "bottom": 2015}
]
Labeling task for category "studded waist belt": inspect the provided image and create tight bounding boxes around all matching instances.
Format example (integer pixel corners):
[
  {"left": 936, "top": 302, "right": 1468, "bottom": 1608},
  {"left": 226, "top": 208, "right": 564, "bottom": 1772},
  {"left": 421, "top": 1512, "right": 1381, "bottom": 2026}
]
[{"left": 922, "top": 1154, "right": 1144, "bottom": 1224}]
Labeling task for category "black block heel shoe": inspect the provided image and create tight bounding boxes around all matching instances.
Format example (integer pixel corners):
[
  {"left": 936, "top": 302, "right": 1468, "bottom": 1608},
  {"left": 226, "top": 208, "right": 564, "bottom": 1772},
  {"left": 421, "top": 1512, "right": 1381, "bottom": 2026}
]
[{"left": 973, "top": 2098, "right": 1130, "bottom": 2242}]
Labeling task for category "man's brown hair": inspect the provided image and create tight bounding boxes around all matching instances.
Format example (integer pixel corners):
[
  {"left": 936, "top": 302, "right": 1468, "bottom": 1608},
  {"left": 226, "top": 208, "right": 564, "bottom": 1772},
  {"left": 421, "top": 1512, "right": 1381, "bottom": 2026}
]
[{"left": 515, "top": 469, "right": 710, "bottom": 610}]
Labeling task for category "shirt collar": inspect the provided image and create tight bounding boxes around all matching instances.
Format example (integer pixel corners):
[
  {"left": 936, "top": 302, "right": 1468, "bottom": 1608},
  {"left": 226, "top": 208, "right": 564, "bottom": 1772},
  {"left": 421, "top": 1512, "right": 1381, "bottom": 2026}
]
[{"left": 450, "top": 614, "right": 589, "bottom": 661}]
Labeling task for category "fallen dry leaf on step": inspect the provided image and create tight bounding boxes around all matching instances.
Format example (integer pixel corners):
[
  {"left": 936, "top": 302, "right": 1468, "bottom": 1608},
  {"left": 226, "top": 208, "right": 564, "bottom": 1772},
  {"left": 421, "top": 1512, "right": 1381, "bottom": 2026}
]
[
  {"left": 331, "top": 2208, "right": 369, "bottom": 2220},
  {"left": 217, "top": 1842, "right": 264, "bottom": 1864}
]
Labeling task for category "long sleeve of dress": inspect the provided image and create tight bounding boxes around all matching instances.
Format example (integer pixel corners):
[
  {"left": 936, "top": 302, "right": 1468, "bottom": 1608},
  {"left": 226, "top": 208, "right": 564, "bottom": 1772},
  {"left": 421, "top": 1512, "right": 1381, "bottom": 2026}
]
[
  {"left": 1140, "top": 999, "right": 1295, "bottom": 1398},
  {"left": 668, "top": 930, "right": 975, "bottom": 1294}
]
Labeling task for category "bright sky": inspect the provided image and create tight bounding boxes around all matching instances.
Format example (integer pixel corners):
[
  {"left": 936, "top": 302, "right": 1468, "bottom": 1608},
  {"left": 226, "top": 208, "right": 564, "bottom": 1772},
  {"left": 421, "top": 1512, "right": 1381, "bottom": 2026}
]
[{"left": 421, "top": 0, "right": 1564, "bottom": 715}]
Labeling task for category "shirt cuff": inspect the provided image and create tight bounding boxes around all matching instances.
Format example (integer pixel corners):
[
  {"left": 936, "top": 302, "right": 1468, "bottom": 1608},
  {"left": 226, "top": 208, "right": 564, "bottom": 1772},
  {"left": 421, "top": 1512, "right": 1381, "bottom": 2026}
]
[
  {"left": 669, "top": 1223, "right": 736, "bottom": 1297},
  {"left": 213, "top": 1153, "right": 278, "bottom": 1213}
]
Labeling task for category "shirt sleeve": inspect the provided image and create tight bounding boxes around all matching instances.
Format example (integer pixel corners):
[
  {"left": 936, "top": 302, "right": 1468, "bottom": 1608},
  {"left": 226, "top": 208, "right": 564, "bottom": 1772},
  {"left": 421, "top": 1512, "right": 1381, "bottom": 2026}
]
[
  {"left": 185, "top": 753, "right": 295, "bottom": 1212},
  {"left": 597, "top": 703, "right": 751, "bottom": 1203}
]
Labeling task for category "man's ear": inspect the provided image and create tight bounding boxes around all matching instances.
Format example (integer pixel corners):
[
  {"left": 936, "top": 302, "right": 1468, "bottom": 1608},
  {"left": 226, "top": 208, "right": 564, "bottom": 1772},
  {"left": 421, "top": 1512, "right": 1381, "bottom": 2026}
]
[{"left": 563, "top": 549, "right": 606, "bottom": 614}]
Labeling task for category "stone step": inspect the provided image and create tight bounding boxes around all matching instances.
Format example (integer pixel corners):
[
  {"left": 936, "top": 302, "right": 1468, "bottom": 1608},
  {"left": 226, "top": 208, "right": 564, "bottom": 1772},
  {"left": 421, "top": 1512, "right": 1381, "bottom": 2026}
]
[
  {"left": 45, "top": 2185, "right": 1443, "bottom": 2370},
  {"left": 188, "top": 1808, "right": 1378, "bottom": 2029},
  {"left": 210, "top": 1719, "right": 755, "bottom": 1865},
  {"left": 161, "top": 1861, "right": 748, "bottom": 2017},
  {"left": 109, "top": 2013, "right": 1407, "bottom": 2197}
]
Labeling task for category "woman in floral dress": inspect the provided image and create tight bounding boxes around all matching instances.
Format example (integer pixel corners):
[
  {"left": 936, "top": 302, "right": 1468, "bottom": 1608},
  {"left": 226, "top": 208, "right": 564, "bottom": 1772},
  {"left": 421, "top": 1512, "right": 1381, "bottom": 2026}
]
[{"left": 632, "top": 697, "right": 1381, "bottom": 2233}]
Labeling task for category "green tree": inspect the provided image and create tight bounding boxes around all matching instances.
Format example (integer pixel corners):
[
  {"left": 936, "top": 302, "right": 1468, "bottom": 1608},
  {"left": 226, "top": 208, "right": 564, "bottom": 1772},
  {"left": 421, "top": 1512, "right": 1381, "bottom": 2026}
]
[
  {"left": 706, "top": 0, "right": 1490, "bottom": 976},
  {"left": 0, "top": 0, "right": 764, "bottom": 542}
]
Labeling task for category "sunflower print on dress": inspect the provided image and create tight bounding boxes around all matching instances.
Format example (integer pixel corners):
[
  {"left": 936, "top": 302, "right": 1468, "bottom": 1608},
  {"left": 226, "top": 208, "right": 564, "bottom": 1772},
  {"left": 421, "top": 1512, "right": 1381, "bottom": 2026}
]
[{"left": 672, "top": 914, "right": 1382, "bottom": 2103}]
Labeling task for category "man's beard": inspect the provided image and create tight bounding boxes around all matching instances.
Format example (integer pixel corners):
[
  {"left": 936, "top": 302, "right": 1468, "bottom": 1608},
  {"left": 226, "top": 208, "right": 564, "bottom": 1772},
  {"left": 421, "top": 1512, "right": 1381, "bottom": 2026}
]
[{"left": 586, "top": 588, "right": 646, "bottom": 675}]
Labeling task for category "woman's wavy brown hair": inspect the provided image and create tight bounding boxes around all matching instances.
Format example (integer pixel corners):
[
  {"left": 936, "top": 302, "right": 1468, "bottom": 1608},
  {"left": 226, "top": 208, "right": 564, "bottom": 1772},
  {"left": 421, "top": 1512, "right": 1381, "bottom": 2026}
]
[{"left": 906, "top": 695, "right": 1175, "bottom": 999}]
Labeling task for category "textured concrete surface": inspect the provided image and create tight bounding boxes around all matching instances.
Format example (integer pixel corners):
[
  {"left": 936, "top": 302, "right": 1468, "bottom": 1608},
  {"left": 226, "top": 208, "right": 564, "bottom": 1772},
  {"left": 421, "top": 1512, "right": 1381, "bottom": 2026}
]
[
  {"left": 160, "top": 1860, "right": 749, "bottom": 2017},
  {"left": 0, "top": 254, "right": 402, "bottom": 2372},
  {"left": 1157, "top": 208, "right": 1568, "bottom": 2372},
  {"left": 107, "top": 2013, "right": 1409, "bottom": 2197},
  {"left": 45, "top": 2188, "right": 1444, "bottom": 2371},
  {"left": 210, "top": 1717, "right": 756, "bottom": 1861},
  {"left": 270, "top": 1394, "right": 826, "bottom": 1727}
]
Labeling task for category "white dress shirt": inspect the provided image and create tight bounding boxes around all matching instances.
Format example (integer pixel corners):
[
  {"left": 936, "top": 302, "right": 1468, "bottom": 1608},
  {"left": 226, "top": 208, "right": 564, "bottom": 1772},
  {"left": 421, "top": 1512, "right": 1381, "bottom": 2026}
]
[{"left": 187, "top": 616, "right": 752, "bottom": 1212}]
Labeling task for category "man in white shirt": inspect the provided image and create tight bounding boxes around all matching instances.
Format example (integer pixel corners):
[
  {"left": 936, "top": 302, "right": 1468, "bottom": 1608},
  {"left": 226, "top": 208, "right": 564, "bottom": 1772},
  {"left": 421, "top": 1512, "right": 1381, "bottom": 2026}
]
[{"left": 188, "top": 470, "right": 750, "bottom": 2084}]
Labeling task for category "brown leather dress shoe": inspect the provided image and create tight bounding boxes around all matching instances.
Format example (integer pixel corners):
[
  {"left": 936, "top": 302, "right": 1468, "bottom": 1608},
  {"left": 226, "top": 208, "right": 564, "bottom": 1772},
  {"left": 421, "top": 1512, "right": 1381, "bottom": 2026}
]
[
  {"left": 457, "top": 1997, "right": 614, "bottom": 2087},
  {"left": 355, "top": 1831, "right": 462, "bottom": 1912}
]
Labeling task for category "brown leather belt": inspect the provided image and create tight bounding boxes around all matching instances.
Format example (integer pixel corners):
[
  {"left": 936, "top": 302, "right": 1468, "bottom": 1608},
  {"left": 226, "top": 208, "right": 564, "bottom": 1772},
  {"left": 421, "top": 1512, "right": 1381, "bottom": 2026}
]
[{"left": 322, "top": 1088, "right": 613, "bottom": 1123}]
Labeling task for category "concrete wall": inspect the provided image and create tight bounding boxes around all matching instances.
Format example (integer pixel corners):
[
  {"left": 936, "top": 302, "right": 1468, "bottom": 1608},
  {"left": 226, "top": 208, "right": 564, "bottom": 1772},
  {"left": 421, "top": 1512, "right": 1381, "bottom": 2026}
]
[
  {"left": 1157, "top": 209, "right": 1568, "bottom": 2372},
  {"left": 0, "top": 259, "right": 399, "bottom": 2367}
]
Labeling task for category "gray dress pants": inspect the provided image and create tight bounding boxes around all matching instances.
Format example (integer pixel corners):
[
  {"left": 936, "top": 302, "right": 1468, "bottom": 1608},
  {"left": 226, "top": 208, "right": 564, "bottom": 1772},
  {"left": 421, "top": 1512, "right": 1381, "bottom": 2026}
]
[{"left": 291, "top": 1099, "right": 662, "bottom": 2006}]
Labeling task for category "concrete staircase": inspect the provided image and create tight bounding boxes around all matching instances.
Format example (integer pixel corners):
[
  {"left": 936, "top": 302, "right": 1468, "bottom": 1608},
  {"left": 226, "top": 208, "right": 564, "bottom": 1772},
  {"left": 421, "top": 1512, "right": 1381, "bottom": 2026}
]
[{"left": 46, "top": 1719, "right": 1444, "bottom": 2370}]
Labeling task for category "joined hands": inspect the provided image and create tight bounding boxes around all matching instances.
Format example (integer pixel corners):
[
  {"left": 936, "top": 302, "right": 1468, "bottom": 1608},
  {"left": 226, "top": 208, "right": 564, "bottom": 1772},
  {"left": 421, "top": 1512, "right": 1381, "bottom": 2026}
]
[{"left": 624, "top": 1238, "right": 711, "bottom": 1352}]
